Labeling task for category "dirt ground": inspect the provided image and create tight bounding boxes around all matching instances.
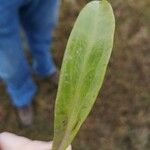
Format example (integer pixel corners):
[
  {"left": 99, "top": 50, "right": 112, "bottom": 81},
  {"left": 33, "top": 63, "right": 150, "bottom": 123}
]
[{"left": 0, "top": 0, "right": 150, "bottom": 150}]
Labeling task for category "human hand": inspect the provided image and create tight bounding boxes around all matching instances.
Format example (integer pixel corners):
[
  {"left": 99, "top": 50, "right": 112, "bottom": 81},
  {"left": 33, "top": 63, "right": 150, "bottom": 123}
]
[{"left": 0, "top": 132, "right": 72, "bottom": 150}]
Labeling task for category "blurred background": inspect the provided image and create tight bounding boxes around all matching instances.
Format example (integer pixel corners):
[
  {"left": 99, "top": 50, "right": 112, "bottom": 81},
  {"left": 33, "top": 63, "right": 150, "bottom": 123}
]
[{"left": 0, "top": 0, "right": 150, "bottom": 149}]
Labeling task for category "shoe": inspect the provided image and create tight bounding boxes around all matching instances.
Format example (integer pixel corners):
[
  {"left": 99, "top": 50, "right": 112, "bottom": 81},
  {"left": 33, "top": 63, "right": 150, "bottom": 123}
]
[
  {"left": 49, "top": 70, "right": 59, "bottom": 86},
  {"left": 17, "top": 104, "right": 33, "bottom": 126}
]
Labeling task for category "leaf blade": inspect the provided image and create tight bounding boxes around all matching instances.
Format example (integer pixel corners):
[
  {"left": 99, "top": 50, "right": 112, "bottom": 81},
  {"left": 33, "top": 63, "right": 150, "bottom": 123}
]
[{"left": 52, "top": 1, "right": 115, "bottom": 150}]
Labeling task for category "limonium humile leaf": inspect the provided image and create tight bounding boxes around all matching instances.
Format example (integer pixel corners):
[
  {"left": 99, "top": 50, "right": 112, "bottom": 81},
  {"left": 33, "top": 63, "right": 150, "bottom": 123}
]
[{"left": 52, "top": 0, "right": 115, "bottom": 149}]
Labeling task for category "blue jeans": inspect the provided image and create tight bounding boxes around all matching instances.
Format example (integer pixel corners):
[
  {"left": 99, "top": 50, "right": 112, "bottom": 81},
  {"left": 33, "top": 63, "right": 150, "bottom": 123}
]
[{"left": 0, "top": 0, "right": 59, "bottom": 108}]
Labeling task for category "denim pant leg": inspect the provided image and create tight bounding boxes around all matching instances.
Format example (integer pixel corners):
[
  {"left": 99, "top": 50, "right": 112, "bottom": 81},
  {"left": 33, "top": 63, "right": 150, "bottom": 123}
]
[
  {"left": 0, "top": 3, "right": 37, "bottom": 108},
  {"left": 20, "top": 0, "right": 60, "bottom": 77}
]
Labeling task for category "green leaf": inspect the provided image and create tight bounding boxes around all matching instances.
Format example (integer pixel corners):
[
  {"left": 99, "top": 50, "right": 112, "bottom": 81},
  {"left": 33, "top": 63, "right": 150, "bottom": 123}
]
[{"left": 52, "top": 1, "right": 115, "bottom": 150}]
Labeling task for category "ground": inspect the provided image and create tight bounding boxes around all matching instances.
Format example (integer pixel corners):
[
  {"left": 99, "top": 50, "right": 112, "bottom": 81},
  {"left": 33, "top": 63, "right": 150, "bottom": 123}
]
[{"left": 0, "top": 0, "right": 150, "bottom": 149}]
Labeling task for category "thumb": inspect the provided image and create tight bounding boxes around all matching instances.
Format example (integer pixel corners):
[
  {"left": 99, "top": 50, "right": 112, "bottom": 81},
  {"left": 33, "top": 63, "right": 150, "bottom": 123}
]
[
  {"left": 27, "top": 141, "right": 52, "bottom": 150},
  {"left": 30, "top": 141, "right": 72, "bottom": 150},
  {"left": 0, "top": 132, "right": 31, "bottom": 150}
]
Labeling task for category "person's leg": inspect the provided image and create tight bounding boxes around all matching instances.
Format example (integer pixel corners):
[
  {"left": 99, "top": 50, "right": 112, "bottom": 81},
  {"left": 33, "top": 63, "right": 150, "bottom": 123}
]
[
  {"left": 20, "top": 0, "right": 60, "bottom": 77},
  {"left": 0, "top": 2, "right": 37, "bottom": 108}
]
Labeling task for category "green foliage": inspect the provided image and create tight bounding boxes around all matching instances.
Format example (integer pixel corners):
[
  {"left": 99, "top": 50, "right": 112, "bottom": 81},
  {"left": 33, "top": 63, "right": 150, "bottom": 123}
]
[{"left": 52, "top": 0, "right": 115, "bottom": 150}]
